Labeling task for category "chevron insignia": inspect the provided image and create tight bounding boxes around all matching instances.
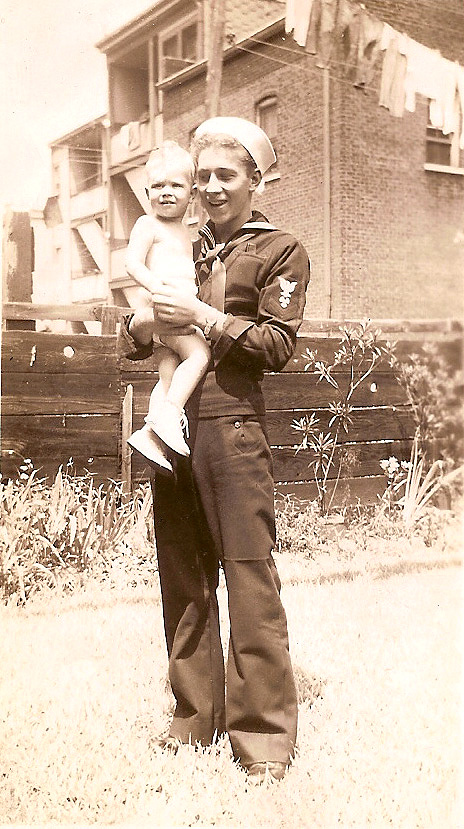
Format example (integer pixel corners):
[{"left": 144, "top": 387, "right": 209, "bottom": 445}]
[{"left": 278, "top": 276, "right": 297, "bottom": 308}]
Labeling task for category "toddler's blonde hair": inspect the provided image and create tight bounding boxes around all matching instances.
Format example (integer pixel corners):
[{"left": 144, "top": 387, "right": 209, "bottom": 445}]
[{"left": 146, "top": 140, "right": 196, "bottom": 183}]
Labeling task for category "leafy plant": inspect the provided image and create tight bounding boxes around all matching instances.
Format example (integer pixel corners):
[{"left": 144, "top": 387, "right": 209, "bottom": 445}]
[
  {"left": 292, "top": 320, "right": 395, "bottom": 515},
  {"left": 378, "top": 431, "right": 464, "bottom": 530},
  {"left": 391, "top": 343, "right": 464, "bottom": 468},
  {"left": 0, "top": 464, "right": 155, "bottom": 604}
]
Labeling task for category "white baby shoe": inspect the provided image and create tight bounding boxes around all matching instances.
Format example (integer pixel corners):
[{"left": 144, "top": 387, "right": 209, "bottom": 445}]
[{"left": 127, "top": 425, "right": 173, "bottom": 472}]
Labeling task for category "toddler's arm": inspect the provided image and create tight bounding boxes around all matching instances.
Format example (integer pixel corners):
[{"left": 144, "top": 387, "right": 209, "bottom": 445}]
[{"left": 126, "top": 215, "right": 164, "bottom": 294}]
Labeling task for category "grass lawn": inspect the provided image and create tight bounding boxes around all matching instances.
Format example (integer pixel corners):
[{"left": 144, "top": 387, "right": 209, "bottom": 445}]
[{"left": 1, "top": 542, "right": 462, "bottom": 828}]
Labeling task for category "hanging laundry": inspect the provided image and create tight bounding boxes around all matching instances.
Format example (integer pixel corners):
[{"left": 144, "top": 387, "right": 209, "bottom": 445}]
[
  {"left": 306, "top": 0, "right": 338, "bottom": 69},
  {"left": 403, "top": 38, "right": 442, "bottom": 113},
  {"left": 335, "top": 2, "right": 383, "bottom": 87},
  {"left": 120, "top": 121, "right": 141, "bottom": 151},
  {"left": 379, "top": 21, "right": 396, "bottom": 52},
  {"left": 354, "top": 9, "right": 384, "bottom": 88},
  {"left": 457, "top": 65, "right": 464, "bottom": 149},
  {"left": 285, "top": 0, "right": 315, "bottom": 48},
  {"left": 429, "top": 58, "right": 459, "bottom": 137},
  {"left": 379, "top": 28, "right": 408, "bottom": 117},
  {"left": 334, "top": 0, "right": 361, "bottom": 80}
]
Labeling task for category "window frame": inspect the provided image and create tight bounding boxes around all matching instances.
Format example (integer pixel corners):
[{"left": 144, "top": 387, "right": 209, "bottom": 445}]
[
  {"left": 424, "top": 123, "right": 464, "bottom": 175},
  {"left": 158, "top": 12, "right": 201, "bottom": 82},
  {"left": 255, "top": 95, "right": 280, "bottom": 182}
]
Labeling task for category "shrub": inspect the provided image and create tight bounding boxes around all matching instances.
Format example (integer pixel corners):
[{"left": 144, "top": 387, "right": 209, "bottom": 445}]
[
  {"left": 391, "top": 343, "right": 464, "bottom": 469},
  {"left": 0, "top": 464, "right": 156, "bottom": 605},
  {"left": 292, "top": 320, "right": 395, "bottom": 514}
]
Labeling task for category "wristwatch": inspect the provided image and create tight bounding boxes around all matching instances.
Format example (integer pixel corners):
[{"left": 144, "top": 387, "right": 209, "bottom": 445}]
[{"left": 203, "top": 317, "right": 217, "bottom": 339}]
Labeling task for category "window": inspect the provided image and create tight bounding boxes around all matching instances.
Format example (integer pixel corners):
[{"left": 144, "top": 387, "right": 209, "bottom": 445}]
[
  {"left": 159, "top": 16, "right": 200, "bottom": 80},
  {"left": 425, "top": 124, "right": 464, "bottom": 172},
  {"left": 71, "top": 228, "right": 101, "bottom": 277},
  {"left": 69, "top": 147, "right": 103, "bottom": 195},
  {"left": 255, "top": 96, "right": 279, "bottom": 177}
]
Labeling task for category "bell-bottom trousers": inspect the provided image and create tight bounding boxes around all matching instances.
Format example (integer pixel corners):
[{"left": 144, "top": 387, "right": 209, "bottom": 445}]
[{"left": 152, "top": 414, "right": 298, "bottom": 765}]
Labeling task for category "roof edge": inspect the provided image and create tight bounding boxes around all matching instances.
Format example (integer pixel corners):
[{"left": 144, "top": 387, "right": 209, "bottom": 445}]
[
  {"left": 95, "top": 0, "right": 182, "bottom": 53},
  {"left": 156, "top": 17, "right": 286, "bottom": 90},
  {"left": 49, "top": 115, "right": 108, "bottom": 148}
]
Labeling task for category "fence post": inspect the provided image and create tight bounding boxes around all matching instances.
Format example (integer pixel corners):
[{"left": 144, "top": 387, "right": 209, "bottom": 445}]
[
  {"left": 100, "top": 305, "right": 121, "bottom": 335},
  {"left": 121, "top": 384, "right": 133, "bottom": 498}
]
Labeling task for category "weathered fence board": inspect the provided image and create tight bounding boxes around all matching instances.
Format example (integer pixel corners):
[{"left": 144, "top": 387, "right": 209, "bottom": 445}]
[
  {"left": 2, "top": 332, "right": 117, "bottom": 374},
  {"left": 3, "top": 374, "right": 120, "bottom": 416},
  {"left": 119, "top": 327, "right": 462, "bottom": 499},
  {"left": 1, "top": 330, "right": 120, "bottom": 483},
  {"left": 2, "top": 317, "right": 462, "bottom": 502},
  {"left": 275, "top": 475, "right": 387, "bottom": 506},
  {"left": 118, "top": 334, "right": 462, "bottom": 374},
  {"left": 127, "top": 399, "right": 413, "bottom": 446},
  {"left": 266, "top": 407, "right": 414, "bottom": 446},
  {"left": 271, "top": 440, "right": 412, "bottom": 482},
  {"left": 122, "top": 371, "right": 409, "bottom": 414},
  {"left": 1, "top": 454, "right": 118, "bottom": 483},
  {"left": 127, "top": 440, "right": 411, "bottom": 487},
  {"left": 2, "top": 414, "right": 119, "bottom": 456}
]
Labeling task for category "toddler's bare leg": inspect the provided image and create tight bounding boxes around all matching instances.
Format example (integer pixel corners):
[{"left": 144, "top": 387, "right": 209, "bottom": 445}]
[
  {"left": 157, "top": 347, "right": 181, "bottom": 398},
  {"left": 146, "top": 333, "right": 210, "bottom": 456},
  {"left": 162, "top": 333, "right": 211, "bottom": 410}
]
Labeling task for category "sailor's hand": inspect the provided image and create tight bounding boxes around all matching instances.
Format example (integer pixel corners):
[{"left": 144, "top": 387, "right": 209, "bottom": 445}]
[{"left": 151, "top": 284, "right": 204, "bottom": 327}]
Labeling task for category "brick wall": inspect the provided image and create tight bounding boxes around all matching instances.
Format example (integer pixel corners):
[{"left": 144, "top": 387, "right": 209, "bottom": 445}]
[{"left": 163, "top": 0, "right": 464, "bottom": 320}]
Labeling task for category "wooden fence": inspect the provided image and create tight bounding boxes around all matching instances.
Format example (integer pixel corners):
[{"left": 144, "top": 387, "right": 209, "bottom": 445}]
[{"left": 2, "top": 304, "right": 462, "bottom": 504}]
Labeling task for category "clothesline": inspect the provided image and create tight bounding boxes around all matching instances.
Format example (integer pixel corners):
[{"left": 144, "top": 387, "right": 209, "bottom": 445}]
[
  {"left": 284, "top": 0, "right": 464, "bottom": 148},
  {"left": 236, "top": 42, "right": 381, "bottom": 96}
]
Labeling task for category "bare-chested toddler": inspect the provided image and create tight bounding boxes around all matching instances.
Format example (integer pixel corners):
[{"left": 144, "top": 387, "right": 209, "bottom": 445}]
[{"left": 125, "top": 140, "right": 210, "bottom": 472}]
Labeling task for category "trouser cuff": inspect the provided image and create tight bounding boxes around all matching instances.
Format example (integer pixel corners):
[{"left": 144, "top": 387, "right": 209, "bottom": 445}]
[{"left": 117, "top": 313, "right": 154, "bottom": 361}]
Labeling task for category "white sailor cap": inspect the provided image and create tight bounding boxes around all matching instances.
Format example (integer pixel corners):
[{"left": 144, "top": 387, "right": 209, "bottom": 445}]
[{"left": 194, "top": 116, "right": 276, "bottom": 175}]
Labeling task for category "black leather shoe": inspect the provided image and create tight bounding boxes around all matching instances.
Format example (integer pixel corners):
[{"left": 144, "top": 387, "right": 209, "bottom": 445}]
[{"left": 245, "top": 761, "right": 287, "bottom": 785}]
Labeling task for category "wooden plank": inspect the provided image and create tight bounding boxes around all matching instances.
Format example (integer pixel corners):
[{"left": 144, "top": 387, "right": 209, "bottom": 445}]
[
  {"left": 2, "top": 301, "right": 128, "bottom": 323},
  {"left": 120, "top": 371, "right": 408, "bottom": 412},
  {"left": 267, "top": 406, "right": 414, "bottom": 445},
  {"left": 117, "top": 336, "right": 462, "bottom": 375},
  {"left": 275, "top": 475, "right": 387, "bottom": 506},
  {"left": 121, "top": 385, "right": 133, "bottom": 497},
  {"left": 2, "top": 373, "right": 120, "bottom": 415},
  {"left": 127, "top": 438, "right": 409, "bottom": 487},
  {"left": 1, "top": 454, "right": 119, "bottom": 486},
  {"left": 298, "top": 319, "right": 463, "bottom": 336},
  {"left": 126, "top": 405, "right": 415, "bottom": 447},
  {"left": 1, "top": 414, "right": 119, "bottom": 458},
  {"left": 287, "top": 337, "right": 463, "bottom": 372},
  {"left": 2, "top": 332, "right": 118, "bottom": 375},
  {"left": 118, "top": 353, "right": 161, "bottom": 373},
  {"left": 271, "top": 440, "right": 412, "bottom": 483},
  {"left": 262, "top": 372, "right": 408, "bottom": 409}
]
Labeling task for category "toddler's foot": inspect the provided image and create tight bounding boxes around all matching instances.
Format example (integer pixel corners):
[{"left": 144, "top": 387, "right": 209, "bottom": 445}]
[
  {"left": 147, "top": 401, "right": 190, "bottom": 457},
  {"left": 127, "top": 425, "right": 173, "bottom": 473}
]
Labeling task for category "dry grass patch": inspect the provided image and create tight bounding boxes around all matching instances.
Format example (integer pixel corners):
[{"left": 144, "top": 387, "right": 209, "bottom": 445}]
[{"left": 1, "top": 554, "right": 462, "bottom": 827}]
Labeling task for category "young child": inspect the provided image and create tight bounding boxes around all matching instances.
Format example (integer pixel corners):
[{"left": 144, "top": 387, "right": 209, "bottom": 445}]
[{"left": 125, "top": 140, "right": 210, "bottom": 472}]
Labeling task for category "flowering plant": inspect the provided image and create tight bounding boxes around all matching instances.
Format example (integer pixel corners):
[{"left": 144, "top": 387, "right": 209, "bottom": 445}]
[
  {"left": 379, "top": 433, "right": 464, "bottom": 529},
  {"left": 292, "top": 320, "right": 395, "bottom": 515}
]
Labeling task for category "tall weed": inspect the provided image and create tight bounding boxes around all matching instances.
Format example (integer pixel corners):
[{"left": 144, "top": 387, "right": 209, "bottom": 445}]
[{"left": 0, "top": 465, "right": 155, "bottom": 604}]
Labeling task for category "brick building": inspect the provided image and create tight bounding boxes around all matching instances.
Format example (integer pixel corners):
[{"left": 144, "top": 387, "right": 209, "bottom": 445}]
[{"left": 47, "top": 0, "right": 464, "bottom": 320}]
